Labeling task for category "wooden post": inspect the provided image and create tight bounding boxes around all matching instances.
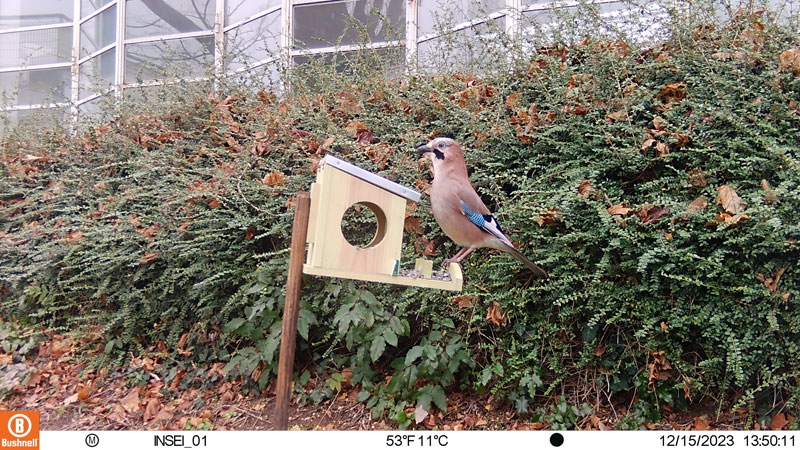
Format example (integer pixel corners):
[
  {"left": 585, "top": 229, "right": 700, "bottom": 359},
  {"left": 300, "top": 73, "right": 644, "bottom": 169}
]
[{"left": 274, "top": 192, "right": 311, "bottom": 430}]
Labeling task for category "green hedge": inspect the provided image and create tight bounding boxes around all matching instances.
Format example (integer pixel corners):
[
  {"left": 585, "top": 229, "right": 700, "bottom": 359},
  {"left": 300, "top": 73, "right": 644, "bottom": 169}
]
[{"left": 2, "top": 9, "right": 799, "bottom": 428}]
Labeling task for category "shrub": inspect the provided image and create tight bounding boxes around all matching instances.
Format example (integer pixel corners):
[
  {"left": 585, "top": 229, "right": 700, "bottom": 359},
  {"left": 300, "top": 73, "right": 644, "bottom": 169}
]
[{"left": 2, "top": 0, "right": 799, "bottom": 428}]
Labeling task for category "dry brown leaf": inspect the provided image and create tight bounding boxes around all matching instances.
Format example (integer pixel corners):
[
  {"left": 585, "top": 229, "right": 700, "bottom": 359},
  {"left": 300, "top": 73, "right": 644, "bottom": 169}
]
[
  {"left": 673, "top": 133, "right": 690, "bottom": 148},
  {"left": 717, "top": 210, "right": 749, "bottom": 224},
  {"left": 688, "top": 197, "right": 708, "bottom": 212},
  {"left": 414, "top": 404, "right": 429, "bottom": 424},
  {"left": 693, "top": 416, "right": 711, "bottom": 430},
  {"left": 638, "top": 205, "right": 670, "bottom": 225},
  {"left": 759, "top": 267, "right": 786, "bottom": 295},
  {"left": 660, "top": 322, "right": 669, "bottom": 333},
  {"left": 486, "top": 301, "right": 508, "bottom": 327},
  {"left": 120, "top": 387, "right": 141, "bottom": 415},
  {"left": 779, "top": 49, "right": 800, "bottom": 74},
  {"left": 687, "top": 168, "right": 707, "bottom": 188},
  {"left": 648, "top": 351, "right": 673, "bottom": 389},
  {"left": 594, "top": 344, "right": 606, "bottom": 356},
  {"left": 208, "top": 198, "right": 221, "bottom": 208},
  {"left": 712, "top": 52, "right": 732, "bottom": 60},
  {"left": 716, "top": 185, "right": 743, "bottom": 215},
  {"left": 452, "top": 295, "right": 477, "bottom": 310},
  {"left": 761, "top": 179, "right": 780, "bottom": 203},
  {"left": 657, "top": 83, "right": 686, "bottom": 102},
  {"left": 63, "top": 392, "right": 79, "bottom": 406},
  {"left": 404, "top": 216, "right": 422, "bottom": 234},
  {"left": 769, "top": 412, "right": 789, "bottom": 430},
  {"left": 608, "top": 204, "right": 631, "bottom": 216},
  {"left": 534, "top": 209, "right": 563, "bottom": 226},
  {"left": 177, "top": 333, "right": 189, "bottom": 349},
  {"left": 78, "top": 387, "right": 90, "bottom": 402},
  {"left": 578, "top": 179, "right": 597, "bottom": 199},
  {"left": 262, "top": 172, "right": 285, "bottom": 187},
  {"left": 141, "top": 252, "right": 159, "bottom": 263},
  {"left": 505, "top": 92, "right": 522, "bottom": 108},
  {"left": 606, "top": 109, "right": 628, "bottom": 123},
  {"left": 656, "top": 141, "right": 670, "bottom": 157},
  {"left": 143, "top": 397, "right": 161, "bottom": 422}
]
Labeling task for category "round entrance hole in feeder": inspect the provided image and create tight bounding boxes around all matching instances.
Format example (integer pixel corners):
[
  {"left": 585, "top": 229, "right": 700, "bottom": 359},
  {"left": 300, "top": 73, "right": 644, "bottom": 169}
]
[{"left": 340, "top": 201, "right": 388, "bottom": 249}]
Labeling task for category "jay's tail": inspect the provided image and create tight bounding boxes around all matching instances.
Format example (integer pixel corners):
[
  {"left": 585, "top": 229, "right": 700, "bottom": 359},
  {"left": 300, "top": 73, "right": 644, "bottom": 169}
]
[{"left": 503, "top": 245, "right": 548, "bottom": 279}]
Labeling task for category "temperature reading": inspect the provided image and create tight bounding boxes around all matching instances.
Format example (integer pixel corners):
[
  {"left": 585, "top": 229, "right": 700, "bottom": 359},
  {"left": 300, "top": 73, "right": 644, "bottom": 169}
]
[{"left": 386, "top": 434, "right": 448, "bottom": 447}]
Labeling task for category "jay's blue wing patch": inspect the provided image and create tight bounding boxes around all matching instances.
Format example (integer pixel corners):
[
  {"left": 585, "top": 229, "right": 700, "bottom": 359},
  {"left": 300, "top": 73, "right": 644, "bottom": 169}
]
[{"left": 460, "top": 201, "right": 514, "bottom": 248}]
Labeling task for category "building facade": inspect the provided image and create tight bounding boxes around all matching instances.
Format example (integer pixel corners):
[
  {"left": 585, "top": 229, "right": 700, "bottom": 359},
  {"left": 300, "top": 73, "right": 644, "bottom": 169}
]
[{"left": 1, "top": 0, "right": 659, "bottom": 124}]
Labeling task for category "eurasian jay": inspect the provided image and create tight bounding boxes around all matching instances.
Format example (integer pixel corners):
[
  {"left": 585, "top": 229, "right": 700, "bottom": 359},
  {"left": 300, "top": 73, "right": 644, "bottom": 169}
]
[{"left": 417, "top": 137, "right": 547, "bottom": 278}]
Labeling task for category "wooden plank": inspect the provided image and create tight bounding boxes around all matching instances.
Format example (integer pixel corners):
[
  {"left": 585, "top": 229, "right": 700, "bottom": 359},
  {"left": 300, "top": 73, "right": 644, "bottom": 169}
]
[
  {"left": 274, "top": 192, "right": 312, "bottom": 430},
  {"left": 303, "top": 263, "right": 463, "bottom": 292},
  {"left": 321, "top": 155, "right": 422, "bottom": 202}
]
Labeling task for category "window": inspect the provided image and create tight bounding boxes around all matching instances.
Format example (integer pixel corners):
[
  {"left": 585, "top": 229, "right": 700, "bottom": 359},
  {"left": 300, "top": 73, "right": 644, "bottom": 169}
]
[{"left": 1, "top": 0, "right": 643, "bottom": 125}]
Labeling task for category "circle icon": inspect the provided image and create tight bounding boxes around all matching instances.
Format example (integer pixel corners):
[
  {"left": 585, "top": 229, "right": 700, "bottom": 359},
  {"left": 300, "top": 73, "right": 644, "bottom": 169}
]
[
  {"left": 85, "top": 433, "right": 100, "bottom": 447},
  {"left": 7, "top": 413, "right": 32, "bottom": 438},
  {"left": 550, "top": 432, "right": 564, "bottom": 447}
]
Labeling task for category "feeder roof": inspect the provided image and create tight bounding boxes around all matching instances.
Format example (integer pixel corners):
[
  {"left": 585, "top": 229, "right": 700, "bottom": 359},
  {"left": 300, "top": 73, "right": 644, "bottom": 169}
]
[{"left": 320, "top": 155, "right": 422, "bottom": 203}]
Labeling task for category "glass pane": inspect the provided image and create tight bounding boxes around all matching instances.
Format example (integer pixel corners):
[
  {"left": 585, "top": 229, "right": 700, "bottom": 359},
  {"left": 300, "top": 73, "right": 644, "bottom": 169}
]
[
  {"left": 293, "top": 47, "right": 405, "bottom": 80},
  {"left": 225, "top": 0, "right": 281, "bottom": 25},
  {"left": 227, "top": 63, "right": 281, "bottom": 92},
  {"left": 80, "top": 5, "right": 116, "bottom": 58},
  {"left": 521, "top": 1, "right": 631, "bottom": 42},
  {"left": 79, "top": 48, "right": 115, "bottom": 99},
  {"left": 293, "top": 0, "right": 405, "bottom": 49},
  {"left": 0, "top": 27, "right": 72, "bottom": 68},
  {"left": 125, "top": 37, "right": 214, "bottom": 82},
  {"left": 417, "top": 0, "right": 505, "bottom": 35},
  {"left": 0, "top": 67, "right": 71, "bottom": 106},
  {"left": 0, "top": 107, "right": 67, "bottom": 134},
  {"left": 417, "top": 16, "right": 504, "bottom": 72},
  {"left": 78, "top": 97, "right": 102, "bottom": 117},
  {"left": 126, "top": 0, "right": 216, "bottom": 39},
  {"left": 82, "top": 0, "right": 115, "bottom": 18},
  {"left": 0, "top": 1, "right": 73, "bottom": 28},
  {"left": 225, "top": 11, "right": 281, "bottom": 70}
]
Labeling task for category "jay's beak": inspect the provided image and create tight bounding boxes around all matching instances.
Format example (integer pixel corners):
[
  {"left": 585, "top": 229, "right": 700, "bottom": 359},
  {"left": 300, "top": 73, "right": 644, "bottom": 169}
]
[{"left": 416, "top": 143, "right": 431, "bottom": 154}]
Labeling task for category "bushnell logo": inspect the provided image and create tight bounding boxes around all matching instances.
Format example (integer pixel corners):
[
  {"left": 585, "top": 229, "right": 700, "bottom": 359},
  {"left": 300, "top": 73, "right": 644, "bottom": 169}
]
[{"left": 0, "top": 411, "right": 39, "bottom": 449}]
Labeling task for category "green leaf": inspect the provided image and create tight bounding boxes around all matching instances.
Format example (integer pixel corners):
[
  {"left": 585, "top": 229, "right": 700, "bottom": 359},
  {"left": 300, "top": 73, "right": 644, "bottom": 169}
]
[
  {"left": 417, "top": 391, "right": 432, "bottom": 411},
  {"left": 405, "top": 346, "right": 423, "bottom": 365},
  {"left": 389, "top": 316, "right": 403, "bottom": 334},
  {"left": 247, "top": 283, "right": 265, "bottom": 294},
  {"left": 360, "top": 289, "right": 378, "bottom": 306},
  {"left": 383, "top": 328, "right": 398, "bottom": 347},
  {"left": 297, "top": 309, "right": 316, "bottom": 341},
  {"left": 431, "top": 385, "right": 447, "bottom": 411},
  {"left": 224, "top": 318, "right": 246, "bottom": 333},
  {"left": 356, "top": 390, "right": 371, "bottom": 402},
  {"left": 370, "top": 335, "right": 386, "bottom": 362}
]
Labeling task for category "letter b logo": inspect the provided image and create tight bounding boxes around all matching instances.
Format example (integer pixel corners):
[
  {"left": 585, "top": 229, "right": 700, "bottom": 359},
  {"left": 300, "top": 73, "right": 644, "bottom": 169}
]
[
  {"left": 8, "top": 414, "right": 32, "bottom": 438},
  {"left": 1, "top": 411, "right": 39, "bottom": 449},
  {"left": 14, "top": 417, "right": 25, "bottom": 434}
]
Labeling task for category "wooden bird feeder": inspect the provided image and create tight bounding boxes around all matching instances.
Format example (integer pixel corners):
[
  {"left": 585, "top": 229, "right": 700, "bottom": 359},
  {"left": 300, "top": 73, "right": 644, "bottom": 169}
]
[
  {"left": 303, "top": 155, "right": 462, "bottom": 290},
  {"left": 274, "top": 155, "right": 461, "bottom": 430}
]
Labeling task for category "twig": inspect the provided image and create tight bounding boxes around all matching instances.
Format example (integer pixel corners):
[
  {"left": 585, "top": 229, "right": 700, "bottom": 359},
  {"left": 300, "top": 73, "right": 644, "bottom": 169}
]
[{"left": 237, "top": 177, "right": 278, "bottom": 217}]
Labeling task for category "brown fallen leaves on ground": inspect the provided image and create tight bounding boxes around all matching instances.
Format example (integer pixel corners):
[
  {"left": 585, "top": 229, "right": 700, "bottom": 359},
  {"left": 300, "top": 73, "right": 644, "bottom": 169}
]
[{"left": 1, "top": 328, "right": 792, "bottom": 432}]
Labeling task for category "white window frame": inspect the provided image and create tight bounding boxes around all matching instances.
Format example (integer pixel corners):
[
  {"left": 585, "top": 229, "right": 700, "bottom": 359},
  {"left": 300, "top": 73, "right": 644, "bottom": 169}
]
[{"left": 2, "top": 0, "right": 633, "bottom": 125}]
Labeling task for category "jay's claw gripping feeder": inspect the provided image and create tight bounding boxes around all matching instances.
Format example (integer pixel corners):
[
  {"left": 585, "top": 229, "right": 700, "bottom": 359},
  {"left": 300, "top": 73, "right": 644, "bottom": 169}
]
[{"left": 274, "top": 155, "right": 462, "bottom": 429}]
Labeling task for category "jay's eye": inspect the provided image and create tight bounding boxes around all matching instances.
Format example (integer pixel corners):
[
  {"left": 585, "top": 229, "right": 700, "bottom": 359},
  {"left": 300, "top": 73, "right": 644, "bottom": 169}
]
[{"left": 438, "top": 142, "right": 445, "bottom": 149}]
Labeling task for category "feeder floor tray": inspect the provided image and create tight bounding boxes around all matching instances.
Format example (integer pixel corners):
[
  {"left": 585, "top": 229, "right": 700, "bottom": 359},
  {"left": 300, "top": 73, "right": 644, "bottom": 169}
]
[{"left": 302, "top": 263, "right": 463, "bottom": 291}]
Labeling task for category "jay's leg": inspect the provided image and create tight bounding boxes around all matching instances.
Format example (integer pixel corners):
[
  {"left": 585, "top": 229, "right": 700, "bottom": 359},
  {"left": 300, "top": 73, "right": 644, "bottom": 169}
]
[{"left": 442, "top": 247, "right": 476, "bottom": 268}]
